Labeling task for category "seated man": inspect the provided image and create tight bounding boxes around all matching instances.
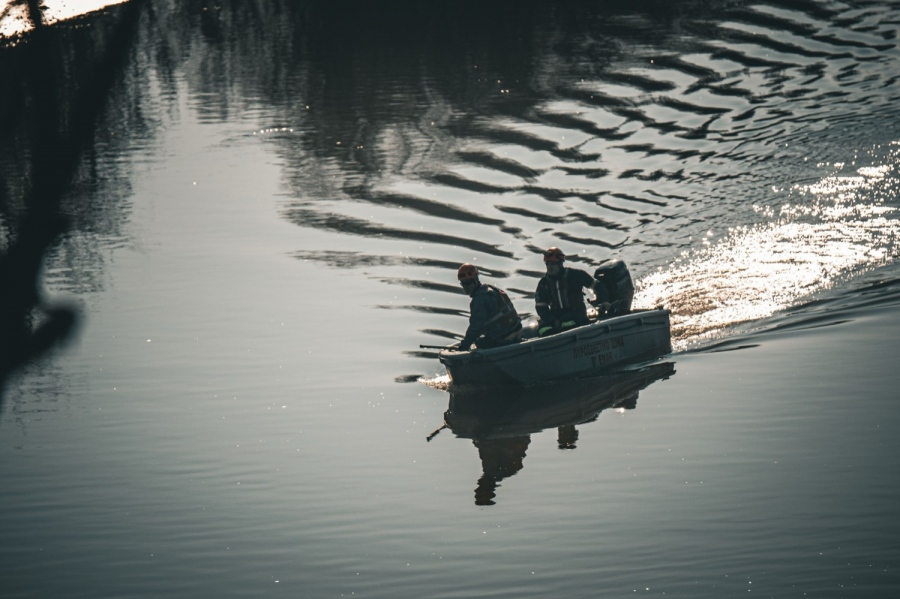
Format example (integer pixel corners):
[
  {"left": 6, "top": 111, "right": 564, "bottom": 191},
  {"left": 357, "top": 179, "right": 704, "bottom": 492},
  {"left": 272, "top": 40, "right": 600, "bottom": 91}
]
[
  {"left": 534, "top": 247, "right": 594, "bottom": 336},
  {"left": 456, "top": 263, "right": 523, "bottom": 351}
]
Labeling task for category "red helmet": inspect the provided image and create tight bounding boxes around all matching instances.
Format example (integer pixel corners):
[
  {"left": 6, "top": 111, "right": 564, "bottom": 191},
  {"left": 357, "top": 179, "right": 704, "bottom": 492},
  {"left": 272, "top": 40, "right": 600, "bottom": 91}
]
[
  {"left": 457, "top": 263, "right": 479, "bottom": 282},
  {"left": 543, "top": 247, "right": 565, "bottom": 263}
]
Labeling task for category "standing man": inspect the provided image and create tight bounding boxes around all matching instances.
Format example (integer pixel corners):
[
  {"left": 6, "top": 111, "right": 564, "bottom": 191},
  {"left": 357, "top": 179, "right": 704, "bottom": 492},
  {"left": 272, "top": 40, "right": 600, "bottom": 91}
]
[
  {"left": 456, "top": 264, "right": 522, "bottom": 351},
  {"left": 534, "top": 247, "right": 595, "bottom": 336}
]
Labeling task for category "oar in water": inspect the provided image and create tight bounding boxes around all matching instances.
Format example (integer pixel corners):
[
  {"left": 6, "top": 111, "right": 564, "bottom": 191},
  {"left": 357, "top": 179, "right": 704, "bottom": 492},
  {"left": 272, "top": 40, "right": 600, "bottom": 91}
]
[
  {"left": 419, "top": 344, "right": 459, "bottom": 350},
  {"left": 426, "top": 424, "right": 447, "bottom": 442}
]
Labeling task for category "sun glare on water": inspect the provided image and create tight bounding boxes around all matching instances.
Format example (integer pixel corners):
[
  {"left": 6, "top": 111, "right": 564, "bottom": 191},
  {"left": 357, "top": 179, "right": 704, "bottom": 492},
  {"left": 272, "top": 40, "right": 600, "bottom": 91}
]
[{"left": 636, "top": 156, "right": 899, "bottom": 350}]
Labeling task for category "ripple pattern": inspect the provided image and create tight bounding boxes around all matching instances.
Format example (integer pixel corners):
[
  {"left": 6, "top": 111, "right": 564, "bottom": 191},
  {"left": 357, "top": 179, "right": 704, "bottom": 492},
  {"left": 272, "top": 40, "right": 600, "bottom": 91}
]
[{"left": 260, "top": 2, "right": 900, "bottom": 348}]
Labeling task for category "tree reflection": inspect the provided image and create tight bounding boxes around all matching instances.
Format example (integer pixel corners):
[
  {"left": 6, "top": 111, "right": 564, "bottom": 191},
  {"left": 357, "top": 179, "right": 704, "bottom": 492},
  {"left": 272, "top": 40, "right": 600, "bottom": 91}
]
[
  {"left": 148, "top": 0, "right": 722, "bottom": 270},
  {"left": 442, "top": 362, "right": 674, "bottom": 505},
  {"left": 0, "top": 0, "right": 146, "bottom": 400},
  {"left": 1, "top": 0, "right": 721, "bottom": 403},
  {"left": 0, "top": 0, "right": 718, "bottom": 394}
]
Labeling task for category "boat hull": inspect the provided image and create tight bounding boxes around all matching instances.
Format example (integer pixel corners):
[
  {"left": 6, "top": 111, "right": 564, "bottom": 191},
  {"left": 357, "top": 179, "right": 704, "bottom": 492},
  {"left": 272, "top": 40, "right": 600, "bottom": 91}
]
[{"left": 439, "top": 309, "right": 671, "bottom": 387}]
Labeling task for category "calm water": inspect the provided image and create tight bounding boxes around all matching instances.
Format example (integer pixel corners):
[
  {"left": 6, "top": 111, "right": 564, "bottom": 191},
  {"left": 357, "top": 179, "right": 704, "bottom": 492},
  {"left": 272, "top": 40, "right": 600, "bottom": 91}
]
[{"left": 2, "top": 1, "right": 900, "bottom": 597}]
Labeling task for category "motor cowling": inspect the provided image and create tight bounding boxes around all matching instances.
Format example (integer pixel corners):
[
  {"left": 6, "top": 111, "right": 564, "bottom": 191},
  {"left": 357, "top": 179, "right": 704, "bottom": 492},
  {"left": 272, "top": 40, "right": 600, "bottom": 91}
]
[{"left": 592, "top": 259, "right": 634, "bottom": 315}]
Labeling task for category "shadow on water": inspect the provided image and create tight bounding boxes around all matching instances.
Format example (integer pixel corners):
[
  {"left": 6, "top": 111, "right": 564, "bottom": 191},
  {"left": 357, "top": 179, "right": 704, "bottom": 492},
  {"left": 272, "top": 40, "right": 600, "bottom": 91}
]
[
  {"left": 0, "top": 1, "right": 146, "bottom": 403},
  {"left": 435, "top": 361, "right": 675, "bottom": 506}
]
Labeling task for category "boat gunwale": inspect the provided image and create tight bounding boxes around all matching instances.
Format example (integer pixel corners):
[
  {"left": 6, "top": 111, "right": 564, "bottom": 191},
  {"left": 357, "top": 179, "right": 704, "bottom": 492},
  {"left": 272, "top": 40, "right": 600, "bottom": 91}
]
[{"left": 439, "top": 308, "right": 671, "bottom": 366}]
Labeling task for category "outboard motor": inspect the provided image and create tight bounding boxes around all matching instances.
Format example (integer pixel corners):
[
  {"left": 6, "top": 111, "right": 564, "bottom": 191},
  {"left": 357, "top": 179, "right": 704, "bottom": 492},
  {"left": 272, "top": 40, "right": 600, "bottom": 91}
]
[{"left": 592, "top": 259, "right": 634, "bottom": 316}]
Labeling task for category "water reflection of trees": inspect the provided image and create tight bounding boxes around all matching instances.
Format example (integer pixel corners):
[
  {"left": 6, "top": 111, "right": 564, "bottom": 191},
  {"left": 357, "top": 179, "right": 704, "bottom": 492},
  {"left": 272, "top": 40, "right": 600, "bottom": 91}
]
[
  {"left": 0, "top": 1, "right": 148, "bottom": 399},
  {"left": 159, "top": 0, "right": 900, "bottom": 352},
  {"left": 0, "top": 0, "right": 723, "bottom": 400},
  {"left": 157, "top": 0, "right": 727, "bottom": 263},
  {"left": 6, "top": 0, "right": 881, "bottom": 396},
  {"left": 442, "top": 361, "right": 674, "bottom": 505}
]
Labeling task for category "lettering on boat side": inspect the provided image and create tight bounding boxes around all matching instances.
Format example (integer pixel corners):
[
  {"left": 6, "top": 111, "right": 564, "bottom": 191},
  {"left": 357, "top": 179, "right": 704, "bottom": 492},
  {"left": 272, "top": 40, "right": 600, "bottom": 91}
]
[
  {"left": 591, "top": 352, "right": 613, "bottom": 368},
  {"left": 572, "top": 335, "right": 625, "bottom": 359}
]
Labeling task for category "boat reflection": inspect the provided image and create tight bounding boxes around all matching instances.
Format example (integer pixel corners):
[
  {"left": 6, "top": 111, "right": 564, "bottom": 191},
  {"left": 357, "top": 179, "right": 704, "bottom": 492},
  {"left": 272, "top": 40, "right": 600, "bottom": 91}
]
[{"left": 442, "top": 361, "right": 675, "bottom": 506}]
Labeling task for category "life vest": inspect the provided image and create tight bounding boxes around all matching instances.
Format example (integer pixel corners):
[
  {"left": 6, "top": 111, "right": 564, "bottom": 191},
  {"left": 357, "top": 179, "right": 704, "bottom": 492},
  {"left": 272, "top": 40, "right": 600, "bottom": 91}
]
[
  {"left": 482, "top": 285, "right": 522, "bottom": 339},
  {"left": 538, "top": 271, "right": 588, "bottom": 315},
  {"left": 547, "top": 272, "right": 572, "bottom": 312}
]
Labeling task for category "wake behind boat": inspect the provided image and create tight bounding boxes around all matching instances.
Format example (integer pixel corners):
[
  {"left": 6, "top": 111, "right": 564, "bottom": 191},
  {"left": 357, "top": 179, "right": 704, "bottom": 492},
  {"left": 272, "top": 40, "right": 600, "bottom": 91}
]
[{"left": 438, "top": 308, "right": 672, "bottom": 387}]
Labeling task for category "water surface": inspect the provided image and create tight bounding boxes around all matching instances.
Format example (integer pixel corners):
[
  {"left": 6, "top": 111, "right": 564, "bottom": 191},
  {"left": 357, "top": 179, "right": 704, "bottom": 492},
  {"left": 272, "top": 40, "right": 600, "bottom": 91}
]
[{"left": 1, "top": 1, "right": 899, "bottom": 597}]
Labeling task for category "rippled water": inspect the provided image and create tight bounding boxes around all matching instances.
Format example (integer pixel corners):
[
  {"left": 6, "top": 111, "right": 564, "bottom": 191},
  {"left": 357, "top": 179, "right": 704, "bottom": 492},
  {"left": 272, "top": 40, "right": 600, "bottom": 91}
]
[{"left": 2, "top": 1, "right": 899, "bottom": 597}]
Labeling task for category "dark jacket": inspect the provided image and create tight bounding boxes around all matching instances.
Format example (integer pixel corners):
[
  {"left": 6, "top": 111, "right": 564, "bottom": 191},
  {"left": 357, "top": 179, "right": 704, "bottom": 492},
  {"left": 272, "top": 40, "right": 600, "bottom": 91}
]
[
  {"left": 535, "top": 267, "right": 594, "bottom": 326},
  {"left": 460, "top": 284, "right": 522, "bottom": 351}
]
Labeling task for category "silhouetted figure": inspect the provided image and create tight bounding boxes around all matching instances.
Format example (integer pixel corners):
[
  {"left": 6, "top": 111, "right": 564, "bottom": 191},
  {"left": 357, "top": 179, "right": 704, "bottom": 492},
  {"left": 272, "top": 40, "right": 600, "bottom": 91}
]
[
  {"left": 473, "top": 436, "right": 530, "bottom": 506},
  {"left": 455, "top": 263, "right": 522, "bottom": 352},
  {"left": 557, "top": 425, "right": 579, "bottom": 450},
  {"left": 535, "top": 247, "right": 595, "bottom": 336}
]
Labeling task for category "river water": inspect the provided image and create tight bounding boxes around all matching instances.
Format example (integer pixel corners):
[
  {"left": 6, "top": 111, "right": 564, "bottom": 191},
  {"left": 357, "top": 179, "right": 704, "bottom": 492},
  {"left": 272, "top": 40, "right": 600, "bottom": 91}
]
[{"left": 1, "top": 1, "right": 899, "bottom": 597}]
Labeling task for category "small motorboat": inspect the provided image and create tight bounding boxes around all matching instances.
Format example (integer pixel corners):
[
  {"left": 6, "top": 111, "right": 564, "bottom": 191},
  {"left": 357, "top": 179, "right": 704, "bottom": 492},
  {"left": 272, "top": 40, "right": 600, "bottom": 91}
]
[{"left": 438, "top": 308, "right": 672, "bottom": 387}]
